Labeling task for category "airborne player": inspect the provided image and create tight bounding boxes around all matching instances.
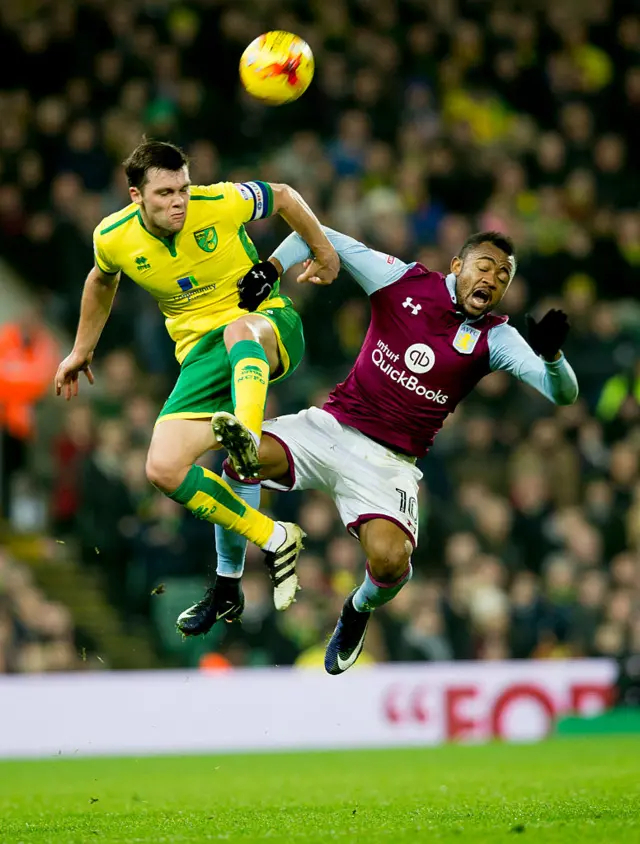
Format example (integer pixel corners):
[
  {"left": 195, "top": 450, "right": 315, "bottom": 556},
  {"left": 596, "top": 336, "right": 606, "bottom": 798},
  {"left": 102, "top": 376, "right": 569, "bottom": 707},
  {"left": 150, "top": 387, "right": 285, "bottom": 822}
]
[
  {"left": 179, "top": 227, "right": 578, "bottom": 675},
  {"left": 54, "top": 140, "right": 340, "bottom": 611}
]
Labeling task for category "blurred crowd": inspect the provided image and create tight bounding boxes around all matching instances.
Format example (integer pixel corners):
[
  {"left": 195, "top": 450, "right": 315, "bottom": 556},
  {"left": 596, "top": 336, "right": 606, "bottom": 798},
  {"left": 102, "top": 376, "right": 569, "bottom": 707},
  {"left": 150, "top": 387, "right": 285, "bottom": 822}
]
[
  {"left": 0, "top": 0, "right": 639, "bottom": 670},
  {"left": 0, "top": 548, "right": 79, "bottom": 672}
]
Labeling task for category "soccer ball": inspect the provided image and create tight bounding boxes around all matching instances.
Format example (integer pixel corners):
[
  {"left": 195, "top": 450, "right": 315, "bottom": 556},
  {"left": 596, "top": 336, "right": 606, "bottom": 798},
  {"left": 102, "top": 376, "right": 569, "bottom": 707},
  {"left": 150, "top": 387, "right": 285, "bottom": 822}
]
[{"left": 239, "top": 31, "right": 314, "bottom": 105}]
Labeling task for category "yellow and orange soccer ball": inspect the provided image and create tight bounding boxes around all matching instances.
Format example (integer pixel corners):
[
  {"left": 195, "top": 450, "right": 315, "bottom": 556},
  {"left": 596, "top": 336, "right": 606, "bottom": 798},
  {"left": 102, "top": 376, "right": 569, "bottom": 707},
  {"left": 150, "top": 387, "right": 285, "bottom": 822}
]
[{"left": 239, "top": 31, "right": 314, "bottom": 105}]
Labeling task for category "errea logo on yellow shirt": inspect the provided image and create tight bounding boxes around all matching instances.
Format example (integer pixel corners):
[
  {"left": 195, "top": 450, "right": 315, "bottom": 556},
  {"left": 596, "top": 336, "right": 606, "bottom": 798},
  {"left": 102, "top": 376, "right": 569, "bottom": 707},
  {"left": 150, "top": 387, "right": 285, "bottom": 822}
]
[{"left": 135, "top": 256, "right": 151, "bottom": 271}]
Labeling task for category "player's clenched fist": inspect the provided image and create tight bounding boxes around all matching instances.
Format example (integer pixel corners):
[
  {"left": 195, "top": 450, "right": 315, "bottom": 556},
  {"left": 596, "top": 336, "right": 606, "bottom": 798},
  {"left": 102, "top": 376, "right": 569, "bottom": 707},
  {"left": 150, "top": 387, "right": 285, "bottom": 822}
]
[
  {"left": 54, "top": 350, "right": 95, "bottom": 400},
  {"left": 525, "top": 309, "right": 570, "bottom": 362},
  {"left": 237, "top": 261, "right": 280, "bottom": 311},
  {"left": 238, "top": 246, "right": 340, "bottom": 311}
]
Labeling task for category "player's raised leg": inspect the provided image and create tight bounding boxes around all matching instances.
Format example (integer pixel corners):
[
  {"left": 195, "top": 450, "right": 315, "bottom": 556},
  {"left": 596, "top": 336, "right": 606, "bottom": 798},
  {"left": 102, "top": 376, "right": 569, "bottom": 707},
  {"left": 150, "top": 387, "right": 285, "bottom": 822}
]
[
  {"left": 325, "top": 519, "right": 413, "bottom": 675},
  {"left": 181, "top": 304, "right": 305, "bottom": 635},
  {"left": 177, "top": 466, "right": 261, "bottom": 636},
  {"left": 146, "top": 418, "right": 304, "bottom": 617},
  {"left": 178, "top": 427, "right": 295, "bottom": 636},
  {"left": 211, "top": 314, "right": 281, "bottom": 480}
]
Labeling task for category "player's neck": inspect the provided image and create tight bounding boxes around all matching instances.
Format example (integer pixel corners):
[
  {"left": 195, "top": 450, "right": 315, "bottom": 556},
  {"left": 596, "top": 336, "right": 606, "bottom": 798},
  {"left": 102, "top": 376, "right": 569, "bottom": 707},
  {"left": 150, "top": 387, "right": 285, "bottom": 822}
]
[{"left": 455, "top": 304, "right": 487, "bottom": 322}]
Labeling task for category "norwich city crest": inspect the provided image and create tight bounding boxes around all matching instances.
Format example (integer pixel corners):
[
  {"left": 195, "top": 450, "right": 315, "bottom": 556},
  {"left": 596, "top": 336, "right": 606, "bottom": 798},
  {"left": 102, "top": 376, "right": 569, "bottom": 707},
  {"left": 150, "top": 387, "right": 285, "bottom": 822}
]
[{"left": 194, "top": 226, "right": 218, "bottom": 253}]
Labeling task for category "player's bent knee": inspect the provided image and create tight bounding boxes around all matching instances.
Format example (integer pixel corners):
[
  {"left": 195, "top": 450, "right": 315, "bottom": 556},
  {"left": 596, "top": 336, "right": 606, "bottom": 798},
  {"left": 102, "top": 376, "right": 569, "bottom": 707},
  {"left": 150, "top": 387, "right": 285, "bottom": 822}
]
[
  {"left": 145, "top": 452, "right": 183, "bottom": 494},
  {"left": 368, "top": 536, "right": 412, "bottom": 583},
  {"left": 223, "top": 319, "right": 255, "bottom": 349}
]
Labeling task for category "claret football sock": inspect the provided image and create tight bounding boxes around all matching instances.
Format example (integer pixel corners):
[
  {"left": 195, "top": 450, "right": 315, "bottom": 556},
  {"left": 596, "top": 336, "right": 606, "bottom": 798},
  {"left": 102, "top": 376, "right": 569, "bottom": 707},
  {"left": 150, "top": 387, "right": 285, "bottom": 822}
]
[{"left": 352, "top": 562, "right": 413, "bottom": 612}]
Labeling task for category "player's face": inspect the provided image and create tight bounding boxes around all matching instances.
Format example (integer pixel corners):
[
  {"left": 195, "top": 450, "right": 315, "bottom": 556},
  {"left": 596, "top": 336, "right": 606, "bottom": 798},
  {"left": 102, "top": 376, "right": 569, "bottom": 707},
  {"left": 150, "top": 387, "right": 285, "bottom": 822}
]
[
  {"left": 130, "top": 166, "right": 191, "bottom": 236},
  {"left": 450, "top": 244, "right": 513, "bottom": 318}
]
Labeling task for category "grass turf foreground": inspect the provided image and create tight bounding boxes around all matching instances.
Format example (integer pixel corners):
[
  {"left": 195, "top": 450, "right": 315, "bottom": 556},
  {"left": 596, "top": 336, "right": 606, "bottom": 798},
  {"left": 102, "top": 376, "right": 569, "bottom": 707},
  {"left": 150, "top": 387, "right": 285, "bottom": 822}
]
[{"left": 1, "top": 738, "right": 639, "bottom": 843}]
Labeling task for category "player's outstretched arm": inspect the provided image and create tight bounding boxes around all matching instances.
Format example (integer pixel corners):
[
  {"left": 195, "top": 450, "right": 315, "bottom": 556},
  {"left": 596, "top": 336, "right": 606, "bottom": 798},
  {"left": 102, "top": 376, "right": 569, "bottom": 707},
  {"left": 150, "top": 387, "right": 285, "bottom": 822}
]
[
  {"left": 488, "top": 316, "right": 578, "bottom": 405},
  {"left": 54, "top": 265, "right": 120, "bottom": 400},
  {"left": 270, "top": 184, "right": 339, "bottom": 285},
  {"left": 236, "top": 185, "right": 340, "bottom": 310},
  {"left": 270, "top": 226, "right": 411, "bottom": 296}
]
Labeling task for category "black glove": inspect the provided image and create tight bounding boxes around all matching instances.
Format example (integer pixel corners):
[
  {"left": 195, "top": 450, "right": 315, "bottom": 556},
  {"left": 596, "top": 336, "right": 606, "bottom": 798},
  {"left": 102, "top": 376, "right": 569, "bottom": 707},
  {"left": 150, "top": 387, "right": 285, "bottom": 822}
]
[
  {"left": 237, "top": 261, "right": 279, "bottom": 311},
  {"left": 525, "top": 309, "right": 570, "bottom": 361}
]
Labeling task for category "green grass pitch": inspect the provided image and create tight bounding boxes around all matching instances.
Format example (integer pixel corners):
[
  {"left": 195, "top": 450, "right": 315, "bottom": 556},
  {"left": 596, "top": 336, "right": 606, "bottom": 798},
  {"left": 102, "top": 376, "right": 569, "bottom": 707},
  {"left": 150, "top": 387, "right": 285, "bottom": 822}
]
[{"left": 1, "top": 737, "right": 639, "bottom": 843}]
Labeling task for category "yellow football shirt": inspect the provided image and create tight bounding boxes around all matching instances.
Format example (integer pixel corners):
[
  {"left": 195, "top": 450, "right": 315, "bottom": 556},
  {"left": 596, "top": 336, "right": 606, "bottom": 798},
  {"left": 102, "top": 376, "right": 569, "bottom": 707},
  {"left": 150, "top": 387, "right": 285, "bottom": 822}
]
[{"left": 93, "top": 180, "right": 285, "bottom": 363}]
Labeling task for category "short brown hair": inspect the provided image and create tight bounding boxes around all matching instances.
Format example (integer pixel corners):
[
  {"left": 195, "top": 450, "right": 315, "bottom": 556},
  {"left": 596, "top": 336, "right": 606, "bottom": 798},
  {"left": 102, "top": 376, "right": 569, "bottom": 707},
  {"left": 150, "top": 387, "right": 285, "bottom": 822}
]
[{"left": 123, "top": 139, "right": 189, "bottom": 189}]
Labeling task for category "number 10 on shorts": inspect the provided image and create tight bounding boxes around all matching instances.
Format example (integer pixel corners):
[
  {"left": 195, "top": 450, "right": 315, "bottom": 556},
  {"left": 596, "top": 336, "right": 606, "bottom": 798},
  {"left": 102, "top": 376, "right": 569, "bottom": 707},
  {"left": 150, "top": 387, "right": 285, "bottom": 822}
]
[{"left": 396, "top": 488, "right": 417, "bottom": 520}]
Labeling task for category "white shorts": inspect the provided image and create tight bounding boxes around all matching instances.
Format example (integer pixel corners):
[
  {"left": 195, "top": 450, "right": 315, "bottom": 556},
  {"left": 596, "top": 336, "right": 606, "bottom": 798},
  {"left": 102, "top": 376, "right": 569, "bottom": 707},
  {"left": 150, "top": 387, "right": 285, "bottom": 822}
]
[{"left": 262, "top": 407, "right": 423, "bottom": 545}]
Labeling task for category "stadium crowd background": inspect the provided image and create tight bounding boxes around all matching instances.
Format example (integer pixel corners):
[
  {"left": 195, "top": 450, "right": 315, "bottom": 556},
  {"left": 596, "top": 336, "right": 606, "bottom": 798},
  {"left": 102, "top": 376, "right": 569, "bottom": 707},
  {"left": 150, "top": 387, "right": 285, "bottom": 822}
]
[{"left": 0, "top": 0, "right": 639, "bottom": 672}]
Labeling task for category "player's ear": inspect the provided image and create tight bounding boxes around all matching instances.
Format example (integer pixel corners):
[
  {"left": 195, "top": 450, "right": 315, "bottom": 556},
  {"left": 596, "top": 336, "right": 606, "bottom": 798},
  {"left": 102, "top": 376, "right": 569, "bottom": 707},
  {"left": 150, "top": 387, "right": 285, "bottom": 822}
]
[
  {"left": 129, "top": 186, "right": 142, "bottom": 205},
  {"left": 450, "top": 256, "right": 462, "bottom": 275}
]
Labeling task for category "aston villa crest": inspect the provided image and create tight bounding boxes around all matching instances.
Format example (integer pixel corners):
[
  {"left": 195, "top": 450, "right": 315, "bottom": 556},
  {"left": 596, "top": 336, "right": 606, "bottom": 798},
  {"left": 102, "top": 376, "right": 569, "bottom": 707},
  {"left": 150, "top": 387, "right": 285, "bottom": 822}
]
[
  {"left": 453, "top": 324, "right": 481, "bottom": 354},
  {"left": 194, "top": 226, "right": 218, "bottom": 253}
]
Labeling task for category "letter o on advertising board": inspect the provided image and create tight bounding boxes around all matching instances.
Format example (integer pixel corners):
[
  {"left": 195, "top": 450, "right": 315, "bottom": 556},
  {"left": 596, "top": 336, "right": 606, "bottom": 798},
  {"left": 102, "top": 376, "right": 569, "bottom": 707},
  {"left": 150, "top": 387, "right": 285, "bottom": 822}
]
[{"left": 490, "top": 684, "right": 556, "bottom": 740}]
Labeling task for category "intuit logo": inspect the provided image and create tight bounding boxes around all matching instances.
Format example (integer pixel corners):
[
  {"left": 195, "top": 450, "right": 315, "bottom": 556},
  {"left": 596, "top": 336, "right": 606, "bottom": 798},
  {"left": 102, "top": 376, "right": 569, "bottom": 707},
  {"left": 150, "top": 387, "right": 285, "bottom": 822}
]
[{"left": 372, "top": 342, "right": 448, "bottom": 404}]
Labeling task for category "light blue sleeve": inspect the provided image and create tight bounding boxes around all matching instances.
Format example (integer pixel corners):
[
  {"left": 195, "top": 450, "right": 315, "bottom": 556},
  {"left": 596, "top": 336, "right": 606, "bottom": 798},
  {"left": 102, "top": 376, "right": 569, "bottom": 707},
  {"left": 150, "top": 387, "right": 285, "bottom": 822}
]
[
  {"left": 270, "top": 226, "right": 413, "bottom": 295},
  {"left": 488, "top": 322, "right": 579, "bottom": 405}
]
